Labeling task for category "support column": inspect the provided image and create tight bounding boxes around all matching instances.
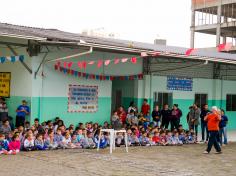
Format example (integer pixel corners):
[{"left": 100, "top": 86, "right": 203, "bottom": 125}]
[
  {"left": 223, "top": 17, "right": 227, "bottom": 43},
  {"left": 31, "top": 55, "right": 44, "bottom": 124},
  {"left": 190, "top": 9, "right": 196, "bottom": 48},
  {"left": 216, "top": 4, "right": 222, "bottom": 46}
]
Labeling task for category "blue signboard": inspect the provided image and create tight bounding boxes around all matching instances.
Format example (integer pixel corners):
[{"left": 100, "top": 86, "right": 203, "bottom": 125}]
[{"left": 167, "top": 76, "right": 193, "bottom": 91}]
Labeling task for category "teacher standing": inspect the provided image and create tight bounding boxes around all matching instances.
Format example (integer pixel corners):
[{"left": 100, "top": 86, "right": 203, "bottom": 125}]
[
  {"left": 203, "top": 106, "right": 222, "bottom": 154},
  {"left": 15, "top": 100, "right": 30, "bottom": 127}
]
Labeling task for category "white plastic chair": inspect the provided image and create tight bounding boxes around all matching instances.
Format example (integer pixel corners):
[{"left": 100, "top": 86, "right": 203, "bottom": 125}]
[{"left": 97, "top": 129, "right": 114, "bottom": 154}]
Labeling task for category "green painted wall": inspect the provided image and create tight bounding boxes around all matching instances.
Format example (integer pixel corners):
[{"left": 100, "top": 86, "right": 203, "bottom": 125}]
[{"left": 31, "top": 97, "right": 111, "bottom": 127}]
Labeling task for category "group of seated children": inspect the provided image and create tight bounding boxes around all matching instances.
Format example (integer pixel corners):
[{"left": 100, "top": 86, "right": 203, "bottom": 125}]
[{"left": 0, "top": 117, "right": 197, "bottom": 155}]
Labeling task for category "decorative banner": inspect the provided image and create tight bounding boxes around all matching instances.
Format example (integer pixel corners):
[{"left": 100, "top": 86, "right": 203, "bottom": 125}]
[
  {"left": 0, "top": 55, "right": 24, "bottom": 63},
  {"left": 68, "top": 85, "right": 98, "bottom": 113},
  {"left": 167, "top": 76, "right": 193, "bottom": 91},
  {"left": 0, "top": 72, "right": 11, "bottom": 97},
  {"left": 185, "top": 48, "right": 197, "bottom": 56},
  {"left": 121, "top": 58, "right": 128, "bottom": 63},
  {"left": 104, "top": 60, "right": 111, "bottom": 66},
  {"left": 217, "top": 43, "right": 232, "bottom": 52},
  {"left": 114, "top": 58, "right": 120, "bottom": 64},
  {"left": 97, "top": 60, "right": 103, "bottom": 68},
  {"left": 55, "top": 66, "right": 143, "bottom": 81}
]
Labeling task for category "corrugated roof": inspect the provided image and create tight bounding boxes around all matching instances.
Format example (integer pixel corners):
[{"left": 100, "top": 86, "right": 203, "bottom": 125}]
[{"left": 0, "top": 22, "right": 235, "bottom": 62}]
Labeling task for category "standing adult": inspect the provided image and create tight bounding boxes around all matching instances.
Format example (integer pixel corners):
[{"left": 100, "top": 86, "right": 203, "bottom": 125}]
[
  {"left": 0, "top": 97, "right": 8, "bottom": 123},
  {"left": 200, "top": 104, "right": 210, "bottom": 142},
  {"left": 203, "top": 106, "right": 222, "bottom": 154},
  {"left": 189, "top": 104, "right": 201, "bottom": 140},
  {"left": 170, "top": 104, "right": 182, "bottom": 131},
  {"left": 117, "top": 106, "right": 126, "bottom": 125},
  {"left": 15, "top": 100, "right": 30, "bottom": 127},
  {"left": 152, "top": 105, "right": 161, "bottom": 127},
  {"left": 160, "top": 104, "right": 172, "bottom": 129},
  {"left": 219, "top": 109, "right": 228, "bottom": 146},
  {"left": 141, "top": 99, "right": 150, "bottom": 116}
]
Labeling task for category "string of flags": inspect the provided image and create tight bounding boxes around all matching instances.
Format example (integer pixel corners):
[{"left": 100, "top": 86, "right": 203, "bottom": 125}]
[
  {"left": 58, "top": 56, "right": 138, "bottom": 70},
  {"left": 0, "top": 55, "right": 24, "bottom": 63},
  {"left": 54, "top": 65, "right": 144, "bottom": 81},
  {"left": 185, "top": 42, "right": 233, "bottom": 56}
]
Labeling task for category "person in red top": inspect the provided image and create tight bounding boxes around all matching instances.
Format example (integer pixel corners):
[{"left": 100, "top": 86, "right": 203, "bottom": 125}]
[
  {"left": 8, "top": 134, "right": 21, "bottom": 155},
  {"left": 141, "top": 99, "right": 150, "bottom": 116},
  {"left": 117, "top": 106, "right": 126, "bottom": 125},
  {"left": 203, "top": 106, "right": 222, "bottom": 154}
]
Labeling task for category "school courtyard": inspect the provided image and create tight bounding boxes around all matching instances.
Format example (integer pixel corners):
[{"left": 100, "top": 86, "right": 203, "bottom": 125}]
[{"left": 0, "top": 142, "right": 235, "bottom": 176}]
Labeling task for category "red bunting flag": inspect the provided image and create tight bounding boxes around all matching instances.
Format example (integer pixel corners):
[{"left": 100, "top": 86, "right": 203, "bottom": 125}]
[
  {"left": 185, "top": 48, "right": 197, "bottom": 56},
  {"left": 88, "top": 61, "right": 95, "bottom": 65},
  {"left": 82, "top": 61, "right": 87, "bottom": 69},
  {"left": 68, "top": 62, "right": 73, "bottom": 68},
  {"left": 77, "top": 62, "right": 83, "bottom": 69},
  {"left": 105, "top": 60, "right": 111, "bottom": 66},
  {"left": 121, "top": 58, "right": 128, "bottom": 63},
  {"left": 63, "top": 62, "right": 67, "bottom": 68},
  {"left": 218, "top": 43, "right": 232, "bottom": 52},
  {"left": 97, "top": 60, "right": 103, "bottom": 68},
  {"left": 131, "top": 57, "right": 137, "bottom": 64},
  {"left": 114, "top": 58, "right": 120, "bottom": 64}
]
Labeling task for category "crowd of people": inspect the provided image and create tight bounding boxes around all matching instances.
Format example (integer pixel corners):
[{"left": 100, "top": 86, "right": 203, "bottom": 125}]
[{"left": 0, "top": 97, "right": 229, "bottom": 155}]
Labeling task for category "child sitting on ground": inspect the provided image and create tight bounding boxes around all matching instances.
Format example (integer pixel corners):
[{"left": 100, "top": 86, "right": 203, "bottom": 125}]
[
  {"left": 115, "top": 132, "right": 124, "bottom": 147},
  {"left": 8, "top": 133, "right": 21, "bottom": 154},
  {"left": 24, "top": 134, "right": 35, "bottom": 151},
  {"left": 139, "top": 131, "right": 150, "bottom": 146},
  {"left": 172, "top": 132, "right": 183, "bottom": 145},
  {"left": 160, "top": 131, "right": 167, "bottom": 146},
  {"left": 186, "top": 131, "right": 195, "bottom": 144},
  {"left": 82, "top": 131, "right": 96, "bottom": 149},
  {"left": 166, "top": 131, "right": 173, "bottom": 145},
  {"left": 179, "top": 131, "right": 186, "bottom": 144},
  {"left": 76, "top": 128, "right": 85, "bottom": 143},
  {"left": 0, "top": 133, "right": 9, "bottom": 154},
  {"left": 54, "top": 128, "right": 64, "bottom": 148},
  {"left": 62, "top": 132, "right": 76, "bottom": 149},
  {"left": 152, "top": 131, "right": 160, "bottom": 145},
  {"left": 45, "top": 130, "right": 58, "bottom": 150},
  {"left": 71, "top": 133, "right": 81, "bottom": 148},
  {"left": 94, "top": 130, "right": 108, "bottom": 149},
  {"left": 35, "top": 133, "right": 48, "bottom": 150}
]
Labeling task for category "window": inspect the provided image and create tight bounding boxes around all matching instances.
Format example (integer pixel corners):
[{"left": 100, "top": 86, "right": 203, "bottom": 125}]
[
  {"left": 226, "top": 94, "right": 236, "bottom": 111},
  {"left": 153, "top": 92, "right": 173, "bottom": 109},
  {"left": 195, "top": 94, "right": 208, "bottom": 108}
]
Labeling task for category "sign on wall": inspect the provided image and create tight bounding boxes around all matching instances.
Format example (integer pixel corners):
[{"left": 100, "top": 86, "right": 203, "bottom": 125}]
[
  {"left": 68, "top": 85, "right": 98, "bottom": 112},
  {"left": 0, "top": 72, "right": 11, "bottom": 97},
  {"left": 167, "top": 76, "right": 193, "bottom": 91}
]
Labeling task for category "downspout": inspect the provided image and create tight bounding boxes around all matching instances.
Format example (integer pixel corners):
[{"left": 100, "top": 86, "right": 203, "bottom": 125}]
[{"left": 46, "top": 46, "right": 93, "bottom": 63}]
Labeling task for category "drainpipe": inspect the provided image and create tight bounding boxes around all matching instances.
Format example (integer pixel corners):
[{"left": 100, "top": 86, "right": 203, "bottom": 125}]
[{"left": 46, "top": 46, "right": 93, "bottom": 63}]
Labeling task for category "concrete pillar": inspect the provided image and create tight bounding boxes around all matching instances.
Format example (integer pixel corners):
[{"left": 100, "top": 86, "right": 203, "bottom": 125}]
[
  {"left": 190, "top": 10, "right": 196, "bottom": 48},
  {"left": 31, "top": 55, "right": 44, "bottom": 124},
  {"left": 223, "top": 17, "right": 227, "bottom": 43},
  {"left": 216, "top": 4, "right": 222, "bottom": 46}
]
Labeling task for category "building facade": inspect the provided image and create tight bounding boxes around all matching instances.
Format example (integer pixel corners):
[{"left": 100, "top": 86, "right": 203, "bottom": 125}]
[{"left": 0, "top": 23, "right": 236, "bottom": 130}]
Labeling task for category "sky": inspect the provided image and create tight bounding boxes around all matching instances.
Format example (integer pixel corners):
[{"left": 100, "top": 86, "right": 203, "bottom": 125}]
[{"left": 1, "top": 0, "right": 216, "bottom": 48}]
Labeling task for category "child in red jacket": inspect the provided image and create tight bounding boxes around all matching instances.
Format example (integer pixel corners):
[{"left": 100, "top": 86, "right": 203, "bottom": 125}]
[{"left": 8, "top": 134, "right": 21, "bottom": 155}]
